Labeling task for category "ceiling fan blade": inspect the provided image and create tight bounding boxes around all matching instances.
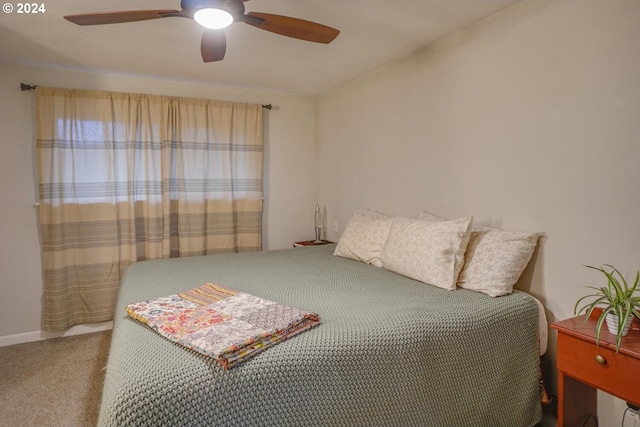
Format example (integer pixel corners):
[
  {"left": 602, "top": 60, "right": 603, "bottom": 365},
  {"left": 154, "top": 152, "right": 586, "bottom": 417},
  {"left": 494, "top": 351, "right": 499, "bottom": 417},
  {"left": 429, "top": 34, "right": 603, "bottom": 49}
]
[
  {"left": 201, "top": 30, "right": 227, "bottom": 62},
  {"left": 244, "top": 12, "right": 339, "bottom": 44},
  {"left": 64, "top": 10, "right": 180, "bottom": 26}
]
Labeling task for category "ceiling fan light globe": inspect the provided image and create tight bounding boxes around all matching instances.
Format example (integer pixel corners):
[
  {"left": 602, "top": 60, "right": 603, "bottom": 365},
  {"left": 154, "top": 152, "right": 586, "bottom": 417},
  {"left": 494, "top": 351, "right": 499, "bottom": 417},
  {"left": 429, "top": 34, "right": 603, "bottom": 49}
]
[{"left": 194, "top": 8, "right": 233, "bottom": 29}]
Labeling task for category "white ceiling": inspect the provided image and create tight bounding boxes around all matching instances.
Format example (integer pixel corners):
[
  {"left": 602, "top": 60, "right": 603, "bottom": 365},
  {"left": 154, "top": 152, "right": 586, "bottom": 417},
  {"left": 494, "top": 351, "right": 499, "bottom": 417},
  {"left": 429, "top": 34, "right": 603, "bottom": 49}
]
[{"left": 0, "top": 0, "right": 523, "bottom": 95}]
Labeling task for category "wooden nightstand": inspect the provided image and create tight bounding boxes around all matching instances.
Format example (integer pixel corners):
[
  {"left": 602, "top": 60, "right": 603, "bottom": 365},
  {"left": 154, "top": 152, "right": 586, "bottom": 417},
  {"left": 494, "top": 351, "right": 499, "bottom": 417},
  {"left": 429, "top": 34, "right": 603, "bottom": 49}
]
[
  {"left": 551, "top": 312, "right": 640, "bottom": 427},
  {"left": 293, "top": 240, "right": 333, "bottom": 248}
]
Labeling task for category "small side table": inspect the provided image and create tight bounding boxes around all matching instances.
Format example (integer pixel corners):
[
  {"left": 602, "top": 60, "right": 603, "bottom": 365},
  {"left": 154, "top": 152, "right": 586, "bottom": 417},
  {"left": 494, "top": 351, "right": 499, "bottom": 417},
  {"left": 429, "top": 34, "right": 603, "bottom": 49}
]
[
  {"left": 551, "top": 312, "right": 640, "bottom": 427},
  {"left": 293, "top": 240, "right": 333, "bottom": 248}
]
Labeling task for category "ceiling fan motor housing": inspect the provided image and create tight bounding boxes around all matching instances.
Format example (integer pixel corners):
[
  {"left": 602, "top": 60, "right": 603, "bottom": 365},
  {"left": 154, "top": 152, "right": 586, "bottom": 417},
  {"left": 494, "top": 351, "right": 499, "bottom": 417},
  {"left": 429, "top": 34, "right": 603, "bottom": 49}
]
[{"left": 181, "top": 0, "right": 244, "bottom": 19}]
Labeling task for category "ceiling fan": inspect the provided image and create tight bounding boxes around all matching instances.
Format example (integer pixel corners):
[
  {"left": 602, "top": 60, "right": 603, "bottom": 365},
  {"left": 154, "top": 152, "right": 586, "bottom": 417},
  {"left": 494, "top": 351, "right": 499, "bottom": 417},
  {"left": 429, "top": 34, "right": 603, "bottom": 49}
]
[{"left": 64, "top": 0, "right": 340, "bottom": 63}]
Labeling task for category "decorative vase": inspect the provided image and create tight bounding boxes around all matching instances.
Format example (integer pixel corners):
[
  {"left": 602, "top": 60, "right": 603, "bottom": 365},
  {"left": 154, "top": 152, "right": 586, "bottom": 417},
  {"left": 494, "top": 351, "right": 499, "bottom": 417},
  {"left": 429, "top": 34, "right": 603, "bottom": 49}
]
[
  {"left": 314, "top": 204, "right": 323, "bottom": 242},
  {"left": 605, "top": 312, "right": 633, "bottom": 336}
]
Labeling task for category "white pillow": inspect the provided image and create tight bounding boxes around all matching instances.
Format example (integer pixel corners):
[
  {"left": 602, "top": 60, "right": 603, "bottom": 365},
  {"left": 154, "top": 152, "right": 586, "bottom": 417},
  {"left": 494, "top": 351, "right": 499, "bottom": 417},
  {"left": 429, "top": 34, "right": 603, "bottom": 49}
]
[
  {"left": 352, "top": 208, "right": 391, "bottom": 220},
  {"left": 417, "top": 210, "right": 541, "bottom": 297},
  {"left": 333, "top": 208, "right": 394, "bottom": 267},
  {"left": 457, "top": 227, "right": 541, "bottom": 297},
  {"left": 380, "top": 216, "right": 473, "bottom": 290},
  {"left": 415, "top": 210, "right": 445, "bottom": 222}
]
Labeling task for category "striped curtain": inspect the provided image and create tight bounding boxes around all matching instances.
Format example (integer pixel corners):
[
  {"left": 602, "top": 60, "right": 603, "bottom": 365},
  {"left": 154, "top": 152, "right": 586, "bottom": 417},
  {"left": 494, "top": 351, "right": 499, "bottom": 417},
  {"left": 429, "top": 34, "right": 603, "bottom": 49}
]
[{"left": 36, "top": 87, "right": 263, "bottom": 331}]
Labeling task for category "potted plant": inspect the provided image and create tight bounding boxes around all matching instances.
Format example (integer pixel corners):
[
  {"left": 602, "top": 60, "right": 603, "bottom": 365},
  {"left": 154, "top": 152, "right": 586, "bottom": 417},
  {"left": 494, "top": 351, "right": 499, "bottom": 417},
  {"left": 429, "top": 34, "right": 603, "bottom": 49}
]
[{"left": 573, "top": 264, "right": 640, "bottom": 352}]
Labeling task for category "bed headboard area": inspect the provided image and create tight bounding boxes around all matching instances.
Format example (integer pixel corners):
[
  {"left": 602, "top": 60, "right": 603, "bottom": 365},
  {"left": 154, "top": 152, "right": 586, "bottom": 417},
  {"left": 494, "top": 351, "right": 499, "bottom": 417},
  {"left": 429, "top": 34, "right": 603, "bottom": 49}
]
[{"left": 334, "top": 208, "right": 541, "bottom": 297}]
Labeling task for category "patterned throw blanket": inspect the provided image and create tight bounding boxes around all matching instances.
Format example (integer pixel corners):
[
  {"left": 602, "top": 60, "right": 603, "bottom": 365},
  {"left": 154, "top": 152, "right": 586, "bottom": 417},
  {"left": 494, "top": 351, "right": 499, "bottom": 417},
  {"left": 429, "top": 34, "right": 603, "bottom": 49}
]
[{"left": 126, "top": 283, "right": 321, "bottom": 369}]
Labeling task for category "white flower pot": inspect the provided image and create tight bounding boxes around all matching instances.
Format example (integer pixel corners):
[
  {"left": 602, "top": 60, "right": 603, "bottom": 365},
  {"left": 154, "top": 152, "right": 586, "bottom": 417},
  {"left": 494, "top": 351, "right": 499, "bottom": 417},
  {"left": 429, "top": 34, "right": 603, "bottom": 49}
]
[{"left": 605, "top": 312, "right": 633, "bottom": 336}]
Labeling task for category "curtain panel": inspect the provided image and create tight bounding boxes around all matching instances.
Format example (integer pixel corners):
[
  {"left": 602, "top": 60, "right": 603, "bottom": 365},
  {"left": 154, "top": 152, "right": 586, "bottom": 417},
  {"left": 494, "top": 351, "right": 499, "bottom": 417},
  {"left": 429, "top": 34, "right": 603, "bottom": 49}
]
[{"left": 36, "top": 87, "right": 263, "bottom": 331}]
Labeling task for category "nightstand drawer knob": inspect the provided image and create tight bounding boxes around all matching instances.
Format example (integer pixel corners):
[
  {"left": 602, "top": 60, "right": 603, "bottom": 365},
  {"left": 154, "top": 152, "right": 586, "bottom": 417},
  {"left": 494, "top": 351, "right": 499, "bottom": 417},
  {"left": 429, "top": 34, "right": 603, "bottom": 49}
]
[{"left": 594, "top": 354, "right": 606, "bottom": 365}]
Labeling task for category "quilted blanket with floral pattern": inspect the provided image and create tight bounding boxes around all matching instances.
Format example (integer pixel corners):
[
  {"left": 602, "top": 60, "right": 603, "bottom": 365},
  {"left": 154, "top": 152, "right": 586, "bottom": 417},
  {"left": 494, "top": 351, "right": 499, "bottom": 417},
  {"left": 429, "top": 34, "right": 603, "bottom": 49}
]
[{"left": 126, "top": 283, "right": 321, "bottom": 369}]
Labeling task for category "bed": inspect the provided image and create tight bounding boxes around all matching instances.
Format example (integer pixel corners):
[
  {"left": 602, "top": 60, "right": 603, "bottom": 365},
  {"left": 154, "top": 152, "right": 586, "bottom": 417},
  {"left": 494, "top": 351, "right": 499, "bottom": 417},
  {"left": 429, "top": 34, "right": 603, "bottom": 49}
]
[{"left": 98, "top": 243, "right": 544, "bottom": 427}]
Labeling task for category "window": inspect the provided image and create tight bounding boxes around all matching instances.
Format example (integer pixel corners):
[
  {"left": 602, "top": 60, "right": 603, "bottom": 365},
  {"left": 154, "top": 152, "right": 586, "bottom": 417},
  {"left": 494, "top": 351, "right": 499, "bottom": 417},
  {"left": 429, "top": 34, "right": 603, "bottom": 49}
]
[{"left": 36, "top": 87, "right": 263, "bottom": 331}]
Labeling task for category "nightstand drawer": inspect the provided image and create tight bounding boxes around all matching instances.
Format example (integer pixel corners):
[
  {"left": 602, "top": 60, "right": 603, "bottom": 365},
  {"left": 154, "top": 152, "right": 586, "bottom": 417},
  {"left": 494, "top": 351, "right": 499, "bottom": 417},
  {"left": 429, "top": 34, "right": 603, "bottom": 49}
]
[{"left": 557, "top": 333, "right": 640, "bottom": 404}]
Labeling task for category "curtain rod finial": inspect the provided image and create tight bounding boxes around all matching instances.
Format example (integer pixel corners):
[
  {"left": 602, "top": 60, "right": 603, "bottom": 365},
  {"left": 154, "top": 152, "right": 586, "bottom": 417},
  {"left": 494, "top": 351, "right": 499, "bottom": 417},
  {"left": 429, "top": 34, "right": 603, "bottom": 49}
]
[{"left": 21, "top": 83, "right": 37, "bottom": 91}]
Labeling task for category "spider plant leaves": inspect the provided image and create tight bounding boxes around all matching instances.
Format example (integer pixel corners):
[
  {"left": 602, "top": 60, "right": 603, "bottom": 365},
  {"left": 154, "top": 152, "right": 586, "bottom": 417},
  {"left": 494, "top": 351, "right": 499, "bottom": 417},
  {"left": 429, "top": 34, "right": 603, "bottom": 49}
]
[
  {"left": 594, "top": 306, "right": 613, "bottom": 347},
  {"left": 575, "top": 264, "right": 640, "bottom": 352}
]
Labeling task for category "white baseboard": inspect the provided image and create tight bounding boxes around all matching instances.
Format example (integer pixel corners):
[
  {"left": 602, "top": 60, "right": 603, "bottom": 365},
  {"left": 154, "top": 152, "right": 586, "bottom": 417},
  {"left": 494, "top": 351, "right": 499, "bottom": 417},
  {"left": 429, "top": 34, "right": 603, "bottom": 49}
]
[{"left": 0, "top": 321, "right": 113, "bottom": 347}]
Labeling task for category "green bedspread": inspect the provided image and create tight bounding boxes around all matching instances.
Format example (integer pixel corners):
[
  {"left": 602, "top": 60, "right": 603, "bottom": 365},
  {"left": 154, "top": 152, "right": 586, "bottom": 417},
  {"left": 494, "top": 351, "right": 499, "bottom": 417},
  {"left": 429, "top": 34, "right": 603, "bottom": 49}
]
[{"left": 98, "top": 244, "right": 542, "bottom": 427}]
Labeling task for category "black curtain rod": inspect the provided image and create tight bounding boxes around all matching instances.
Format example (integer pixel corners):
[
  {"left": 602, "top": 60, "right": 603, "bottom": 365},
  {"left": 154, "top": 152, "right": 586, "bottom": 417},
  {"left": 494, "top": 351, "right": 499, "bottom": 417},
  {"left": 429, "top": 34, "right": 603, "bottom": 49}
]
[{"left": 20, "top": 83, "right": 273, "bottom": 110}]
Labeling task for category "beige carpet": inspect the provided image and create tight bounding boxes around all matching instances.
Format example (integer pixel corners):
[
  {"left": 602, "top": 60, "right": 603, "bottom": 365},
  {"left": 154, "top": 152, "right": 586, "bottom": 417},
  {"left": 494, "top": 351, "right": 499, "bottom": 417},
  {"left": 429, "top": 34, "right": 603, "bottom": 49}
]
[{"left": 0, "top": 331, "right": 111, "bottom": 427}]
